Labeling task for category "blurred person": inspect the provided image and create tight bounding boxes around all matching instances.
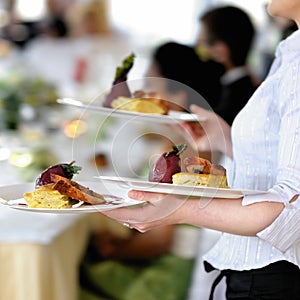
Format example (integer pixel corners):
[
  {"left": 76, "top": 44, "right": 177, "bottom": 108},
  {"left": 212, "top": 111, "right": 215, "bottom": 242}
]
[
  {"left": 101, "top": 1, "right": 300, "bottom": 299},
  {"left": 39, "top": 14, "right": 69, "bottom": 38},
  {"left": 1, "top": 0, "right": 43, "bottom": 49},
  {"left": 66, "top": 0, "right": 110, "bottom": 38},
  {"left": 22, "top": 12, "right": 78, "bottom": 96},
  {"left": 197, "top": 5, "right": 258, "bottom": 125},
  {"left": 64, "top": 0, "right": 134, "bottom": 96},
  {"left": 143, "top": 41, "right": 225, "bottom": 165},
  {"left": 2, "top": 20, "right": 41, "bottom": 49},
  {"left": 145, "top": 41, "right": 225, "bottom": 111}
]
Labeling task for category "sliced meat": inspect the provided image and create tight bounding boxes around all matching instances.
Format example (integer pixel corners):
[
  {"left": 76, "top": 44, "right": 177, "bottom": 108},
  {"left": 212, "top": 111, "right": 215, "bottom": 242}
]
[
  {"left": 184, "top": 157, "right": 226, "bottom": 176},
  {"left": 184, "top": 157, "right": 212, "bottom": 174},
  {"left": 51, "top": 174, "right": 105, "bottom": 204}
]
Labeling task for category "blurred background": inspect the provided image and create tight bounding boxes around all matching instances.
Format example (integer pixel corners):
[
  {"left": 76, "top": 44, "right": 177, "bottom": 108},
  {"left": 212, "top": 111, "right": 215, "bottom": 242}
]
[
  {"left": 0, "top": 2, "right": 296, "bottom": 300},
  {"left": 0, "top": 0, "right": 288, "bottom": 184},
  {"left": 0, "top": 0, "right": 280, "bottom": 84}
]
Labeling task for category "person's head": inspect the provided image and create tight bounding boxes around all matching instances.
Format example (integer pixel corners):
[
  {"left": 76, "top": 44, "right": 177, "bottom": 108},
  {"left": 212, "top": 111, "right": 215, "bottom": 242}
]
[
  {"left": 145, "top": 41, "right": 225, "bottom": 111},
  {"left": 198, "top": 6, "right": 255, "bottom": 69},
  {"left": 66, "top": 0, "right": 110, "bottom": 37},
  {"left": 80, "top": 0, "right": 110, "bottom": 35},
  {"left": 43, "top": 15, "right": 69, "bottom": 38},
  {"left": 267, "top": 0, "right": 300, "bottom": 28}
]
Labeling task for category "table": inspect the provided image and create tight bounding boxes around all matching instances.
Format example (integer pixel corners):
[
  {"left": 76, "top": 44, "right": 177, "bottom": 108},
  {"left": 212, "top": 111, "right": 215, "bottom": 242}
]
[{"left": 0, "top": 185, "right": 93, "bottom": 300}]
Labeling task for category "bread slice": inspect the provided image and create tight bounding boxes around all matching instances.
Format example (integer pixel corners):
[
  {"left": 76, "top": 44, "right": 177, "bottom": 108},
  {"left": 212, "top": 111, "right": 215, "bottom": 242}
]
[
  {"left": 111, "top": 96, "right": 168, "bottom": 114},
  {"left": 172, "top": 172, "right": 229, "bottom": 188},
  {"left": 24, "top": 184, "right": 77, "bottom": 208}
]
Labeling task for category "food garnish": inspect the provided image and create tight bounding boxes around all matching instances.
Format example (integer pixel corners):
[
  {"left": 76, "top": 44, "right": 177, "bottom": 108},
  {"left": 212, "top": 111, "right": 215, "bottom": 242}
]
[
  {"left": 148, "top": 144, "right": 187, "bottom": 183},
  {"left": 103, "top": 53, "right": 135, "bottom": 108},
  {"left": 35, "top": 160, "right": 81, "bottom": 187}
]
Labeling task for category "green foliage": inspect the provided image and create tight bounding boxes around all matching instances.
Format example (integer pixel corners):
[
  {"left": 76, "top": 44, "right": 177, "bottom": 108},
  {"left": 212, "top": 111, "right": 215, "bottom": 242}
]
[
  {"left": 0, "top": 73, "right": 59, "bottom": 129},
  {"left": 114, "top": 53, "right": 135, "bottom": 82},
  {"left": 63, "top": 162, "right": 82, "bottom": 179}
]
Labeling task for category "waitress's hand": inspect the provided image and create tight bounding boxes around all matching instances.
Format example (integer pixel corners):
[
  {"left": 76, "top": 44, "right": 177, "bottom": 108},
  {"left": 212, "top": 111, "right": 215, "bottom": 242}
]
[
  {"left": 181, "top": 104, "right": 233, "bottom": 158},
  {"left": 101, "top": 190, "right": 188, "bottom": 232}
]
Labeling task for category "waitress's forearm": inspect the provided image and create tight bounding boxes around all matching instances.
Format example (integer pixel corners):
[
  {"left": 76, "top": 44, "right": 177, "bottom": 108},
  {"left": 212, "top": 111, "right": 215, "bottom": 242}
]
[{"left": 177, "top": 197, "right": 284, "bottom": 236}]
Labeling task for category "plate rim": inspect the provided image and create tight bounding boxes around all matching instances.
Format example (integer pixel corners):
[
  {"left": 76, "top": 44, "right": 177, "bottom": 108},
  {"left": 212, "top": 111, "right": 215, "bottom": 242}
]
[
  {"left": 6, "top": 200, "right": 142, "bottom": 214},
  {"left": 57, "top": 98, "right": 206, "bottom": 123},
  {"left": 0, "top": 181, "right": 144, "bottom": 213},
  {"left": 96, "top": 175, "right": 266, "bottom": 199}
]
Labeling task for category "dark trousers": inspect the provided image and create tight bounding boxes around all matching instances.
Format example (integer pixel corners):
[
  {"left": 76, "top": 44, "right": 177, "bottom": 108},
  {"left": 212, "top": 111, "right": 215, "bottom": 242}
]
[{"left": 207, "top": 260, "right": 300, "bottom": 300}]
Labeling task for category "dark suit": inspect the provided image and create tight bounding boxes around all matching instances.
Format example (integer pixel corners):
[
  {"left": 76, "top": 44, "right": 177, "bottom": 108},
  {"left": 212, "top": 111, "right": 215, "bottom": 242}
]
[{"left": 214, "top": 73, "right": 257, "bottom": 125}]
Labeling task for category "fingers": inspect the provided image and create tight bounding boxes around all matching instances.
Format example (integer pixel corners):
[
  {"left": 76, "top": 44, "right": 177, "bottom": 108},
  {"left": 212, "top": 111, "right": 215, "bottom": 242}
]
[
  {"left": 102, "top": 191, "right": 185, "bottom": 225},
  {"left": 181, "top": 122, "right": 204, "bottom": 138},
  {"left": 128, "top": 190, "right": 167, "bottom": 203},
  {"left": 180, "top": 122, "right": 212, "bottom": 152},
  {"left": 190, "top": 104, "right": 212, "bottom": 117},
  {"left": 190, "top": 104, "right": 221, "bottom": 127}
]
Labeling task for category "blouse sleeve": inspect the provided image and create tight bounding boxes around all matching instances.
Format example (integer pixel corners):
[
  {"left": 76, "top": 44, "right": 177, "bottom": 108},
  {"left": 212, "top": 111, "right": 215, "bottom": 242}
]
[{"left": 256, "top": 197, "right": 300, "bottom": 252}]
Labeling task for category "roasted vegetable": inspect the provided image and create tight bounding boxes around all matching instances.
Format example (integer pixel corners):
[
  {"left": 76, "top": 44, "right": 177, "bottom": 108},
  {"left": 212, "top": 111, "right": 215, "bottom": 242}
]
[
  {"left": 103, "top": 53, "right": 135, "bottom": 108},
  {"left": 148, "top": 144, "right": 187, "bottom": 183},
  {"left": 35, "top": 161, "right": 82, "bottom": 187}
]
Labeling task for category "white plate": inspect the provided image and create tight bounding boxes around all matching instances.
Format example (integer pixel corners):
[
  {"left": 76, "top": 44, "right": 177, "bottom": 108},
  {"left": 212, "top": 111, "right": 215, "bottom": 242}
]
[
  {"left": 97, "top": 176, "right": 267, "bottom": 199},
  {"left": 0, "top": 182, "right": 145, "bottom": 214},
  {"left": 57, "top": 98, "right": 206, "bottom": 124}
]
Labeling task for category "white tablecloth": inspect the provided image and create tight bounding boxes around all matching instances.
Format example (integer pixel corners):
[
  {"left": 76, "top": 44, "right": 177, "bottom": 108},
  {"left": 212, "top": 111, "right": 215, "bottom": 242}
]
[
  {"left": 0, "top": 214, "right": 91, "bottom": 300},
  {"left": 0, "top": 180, "right": 97, "bottom": 300},
  {"left": 0, "top": 205, "right": 84, "bottom": 244}
]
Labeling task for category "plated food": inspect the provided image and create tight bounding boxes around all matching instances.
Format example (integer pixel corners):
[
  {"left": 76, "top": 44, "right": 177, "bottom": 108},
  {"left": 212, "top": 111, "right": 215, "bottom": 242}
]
[
  {"left": 172, "top": 156, "right": 229, "bottom": 188},
  {"left": 98, "top": 144, "right": 265, "bottom": 198},
  {"left": 148, "top": 144, "right": 229, "bottom": 188},
  {"left": 111, "top": 92, "right": 169, "bottom": 115},
  {"left": 59, "top": 52, "right": 207, "bottom": 124},
  {"left": 0, "top": 161, "right": 143, "bottom": 213},
  {"left": 24, "top": 161, "right": 110, "bottom": 209},
  {"left": 101, "top": 53, "right": 188, "bottom": 116},
  {"left": 104, "top": 55, "right": 172, "bottom": 116},
  {"left": 16, "top": 161, "right": 129, "bottom": 209},
  {"left": 24, "top": 184, "right": 78, "bottom": 209},
  {"left": 102, "top": 53, "right": 135, "bottom": 108},
  {"left": 148, "top": 144, "right": 187, "bottom": 183},
  {"left": 102, "top": 52, "right": 169, "bottom": 115},
  {"left": 0, "top": 182, "right": 143, "bottom": 214}
]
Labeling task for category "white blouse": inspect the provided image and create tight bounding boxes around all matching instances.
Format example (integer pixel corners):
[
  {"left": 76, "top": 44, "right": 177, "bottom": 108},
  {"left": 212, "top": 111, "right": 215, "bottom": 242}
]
[{"left": 203, "top": 30, "right": 300, "bottom": 271}]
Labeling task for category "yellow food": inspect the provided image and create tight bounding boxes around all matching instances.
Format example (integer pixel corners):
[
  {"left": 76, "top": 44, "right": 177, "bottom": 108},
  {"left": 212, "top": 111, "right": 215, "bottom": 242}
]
[
  {"left": 172, "top": 172, "right": 229, "bottom": 188},
  {"left": 111, "top": 96, "right": 168, "bottom": 114},
  {"left": 24, "top": 184, "right": 77, "bottom": 208}
]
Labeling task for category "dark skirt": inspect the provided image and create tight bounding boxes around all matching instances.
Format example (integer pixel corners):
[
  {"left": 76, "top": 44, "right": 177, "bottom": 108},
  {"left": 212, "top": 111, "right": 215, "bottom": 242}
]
[{"left": 207, "top": 260, "right": 300, "bottom": 300}]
